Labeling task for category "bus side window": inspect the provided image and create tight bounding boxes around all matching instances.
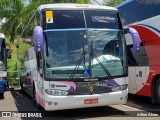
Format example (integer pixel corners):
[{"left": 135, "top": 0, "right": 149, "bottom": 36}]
[{"left": 37, "top": 52, "right": 43, "bottom": 75}]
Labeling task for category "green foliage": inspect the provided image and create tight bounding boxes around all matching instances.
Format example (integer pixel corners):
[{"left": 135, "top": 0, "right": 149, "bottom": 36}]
[
  {"left": 0, "top": 0, "right": 90, "bottom": 44},
  {"left": 17, "top": 40, "right": 31, "bottom": 71},
  {"left": 7, "top": 48, "right": 17, "bottom": 78},
  {"left": 106, "top": 0, "right": 126, "bottom": 7},
  {"left": 6, "top": 38, "right": 17, "bottom": 79},
  {"left": 6, "top": 39, "right": 31, "bottom": 80},
  {"left": 0, "top": 0, "right": 25, "bottom": 43}
]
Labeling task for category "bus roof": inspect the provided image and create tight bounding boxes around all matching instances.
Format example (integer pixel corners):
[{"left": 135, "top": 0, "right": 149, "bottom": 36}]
[
  {"left": 38, "top": 3, "right": 117, "bottom": 11},
  {"left": 116, "top": 0, "right": 134, "bottom": 8},
  {"left": 0, "top": 33, "right": 5, "bottom": 39}
]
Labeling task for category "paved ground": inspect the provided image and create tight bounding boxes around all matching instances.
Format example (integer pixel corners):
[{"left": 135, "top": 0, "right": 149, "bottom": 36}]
[
  {"left": 0, "top": 91, "right": 18, "bottom": 111},
  {"left": 0, "top": 90, "right": 160, "bottom": 120}
]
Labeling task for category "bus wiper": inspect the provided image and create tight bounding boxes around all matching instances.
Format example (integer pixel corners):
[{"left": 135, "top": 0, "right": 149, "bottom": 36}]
[
  {"left": 90, "top": 51, "right": 111, "bottom": 77},
  {"left": 69, "top": 33, "right": 88, "bottom": 81},
  {"left": 69, "top": 51, "right": 87, "bottom": 81}
]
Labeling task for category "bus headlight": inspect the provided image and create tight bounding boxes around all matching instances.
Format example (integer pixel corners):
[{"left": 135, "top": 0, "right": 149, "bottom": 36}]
[
  {"left": 45, "top": 89, "right": 68, "bottom": 96},
  {"left": 111, "top": 84, "right": 128, "bottom": 92}
]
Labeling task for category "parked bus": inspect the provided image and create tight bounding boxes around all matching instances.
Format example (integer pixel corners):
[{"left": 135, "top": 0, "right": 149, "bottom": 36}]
[
  {"left": 0, "top": 33, "right": 11, "bottom": 98},
  {"left": 18, "top": 3, "right": 140, "bottom": 111},
  {"left": 117, "top": 0, "right": 160, "bottom": 104}
]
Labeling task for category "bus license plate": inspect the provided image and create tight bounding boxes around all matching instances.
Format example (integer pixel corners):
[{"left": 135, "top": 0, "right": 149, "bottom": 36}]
[{"left": 84, "top": 98, "right": 98, "bottom": 104}]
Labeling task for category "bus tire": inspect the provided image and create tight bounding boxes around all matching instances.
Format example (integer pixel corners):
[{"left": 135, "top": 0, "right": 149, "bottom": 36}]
[
  {"left": 155, "top": 79, "right": 160, "bottom": 105},
  {"left": 0, "top": 93, "right": 4, "bottom": 99},
  {"left": 33, "top": 85, "right": 42, "bottom": 110}
]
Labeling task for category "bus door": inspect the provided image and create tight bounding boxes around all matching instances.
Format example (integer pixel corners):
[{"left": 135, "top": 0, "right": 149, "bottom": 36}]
[
  {"left": 135, "top": 42, "right": 149, "bottom": 94},
  {"left": 133, "top": 45, "right": 148, "bottom": 94},
  {"left": 135, "top": 66, "right": 147, "bottom": 94},
  {"left": 127, "top": 34, "right": 137, "bottom": 94},
  {"left": 127, "top": 34, "right": 148, "bottom": 94}
]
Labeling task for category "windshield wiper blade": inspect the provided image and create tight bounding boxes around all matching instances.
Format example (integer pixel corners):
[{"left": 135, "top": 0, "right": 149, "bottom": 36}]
[
  {"left": 90, "top": 52, "right": 111, "bottom": 77},
  {"left": 69, "top": 51, "right": 87, "bottom": 81}
]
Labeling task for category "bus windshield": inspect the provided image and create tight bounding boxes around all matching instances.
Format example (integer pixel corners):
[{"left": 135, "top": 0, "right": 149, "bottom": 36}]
[{"left": 43, "top": 10, "right": 126, "bottom": 79}]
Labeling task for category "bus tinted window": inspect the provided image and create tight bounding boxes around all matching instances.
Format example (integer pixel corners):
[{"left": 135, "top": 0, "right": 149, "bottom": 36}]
[
  {"left": 43, "top": 10, "right": 85, "bottom": 29},
  {"left": 43, "top": 10, "right": 120, "bottom": 29},
  {"left": 85, "top": 11, "right": 120, "bottom": 29}
]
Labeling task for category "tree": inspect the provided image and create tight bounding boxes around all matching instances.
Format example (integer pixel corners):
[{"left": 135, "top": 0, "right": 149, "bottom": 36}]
[
  {"left": 0, "top": 0, "right": 25, "bottom": 43},
  {"left": 106, "top": 0, "right": 126, "bottom": 7},
  {"left": 0, "top": 0, "right": 89, "bottom": 43}
]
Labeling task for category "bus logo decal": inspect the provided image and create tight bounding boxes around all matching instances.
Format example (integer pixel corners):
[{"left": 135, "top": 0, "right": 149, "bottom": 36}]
[
  {"left": 51, "top": 84, "right": 67, "bottom": 88},
  {"left": 88, "top": 86, "right": 94, "bottom": 93}
]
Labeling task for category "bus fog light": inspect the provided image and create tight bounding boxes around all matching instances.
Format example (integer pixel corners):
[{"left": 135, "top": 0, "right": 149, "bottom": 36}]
[
  {"left": 120, "top": 97, "right": 123, "bottom": 100},
  {"left": 54, "top": 102, "right": 58, "bottom": 106},
  {"left": 48, "top": 101, "right": 52, "bottom": 105}
]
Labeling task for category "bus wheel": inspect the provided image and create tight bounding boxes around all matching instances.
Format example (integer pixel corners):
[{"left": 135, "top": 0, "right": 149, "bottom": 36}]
[
  {"left": 0, "top": 93, "right": 4, "bottom": 99},
  {"left": 33, "top": 86, "right": 42, "bottom": 110},
  {"left": 155, "top": 80, "right": 160, "bottom": 105}
]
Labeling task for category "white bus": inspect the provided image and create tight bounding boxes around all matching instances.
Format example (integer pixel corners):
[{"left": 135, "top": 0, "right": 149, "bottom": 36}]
[
  {"left": 18, "top": 3, "right": 140, "bottom": 111},
  {"left": 117, "top": 0, "right": 160, "bottom": 104},
  {"left": 0, "top": 33, "right": 11, "bottom": 98}
]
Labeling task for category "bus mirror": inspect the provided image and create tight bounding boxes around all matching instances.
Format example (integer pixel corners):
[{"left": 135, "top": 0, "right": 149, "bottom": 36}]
[
  {"left": 125, "top": 27, "right": 140, "bottom": 52},
  {"left": 34, "top": 26, "right": 44, "bottom": 53},
  {"left": 6, "top": 49, "right": 11, "bottom": 59}
]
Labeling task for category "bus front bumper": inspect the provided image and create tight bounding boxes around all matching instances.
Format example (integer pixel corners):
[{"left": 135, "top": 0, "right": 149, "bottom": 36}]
[{"left": 44, "top": 89, "right": 128, "bottom": 111}]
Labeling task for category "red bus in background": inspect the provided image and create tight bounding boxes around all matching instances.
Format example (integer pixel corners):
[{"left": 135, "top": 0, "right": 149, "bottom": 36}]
[{"left": 117, "top": 0, "right": 160, "bottom": 104}]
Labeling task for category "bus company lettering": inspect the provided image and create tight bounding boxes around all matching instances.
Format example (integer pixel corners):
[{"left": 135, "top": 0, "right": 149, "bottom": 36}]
[
  {"left": 77, "top": 83, "right": 96, "bottom": 88},
  {"left": 96, "top": 83, "right": 108, "bottom": 87},
  {"left": 55, "top": 85, "right": 67, "bottom": 87},
  {"left": 51, "top": 84, "right": 67, "bottom": 88},
  {"left": 84, "top": 78, "right": 98, "bottom": 82},
  {"left": 77, "top": 82, "right": 108, "bottom": 88}
]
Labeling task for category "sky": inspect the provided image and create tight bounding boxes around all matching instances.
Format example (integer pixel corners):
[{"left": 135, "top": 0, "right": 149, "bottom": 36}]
[
  {"left": 23, "top": 0, "right": 111, "bottom": 5},
  {"left": 90, "top": 0, "right": 111, "bottom": 5},
  {"left": 23, "top": 0, "right": 31, "bottom": 5}
]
